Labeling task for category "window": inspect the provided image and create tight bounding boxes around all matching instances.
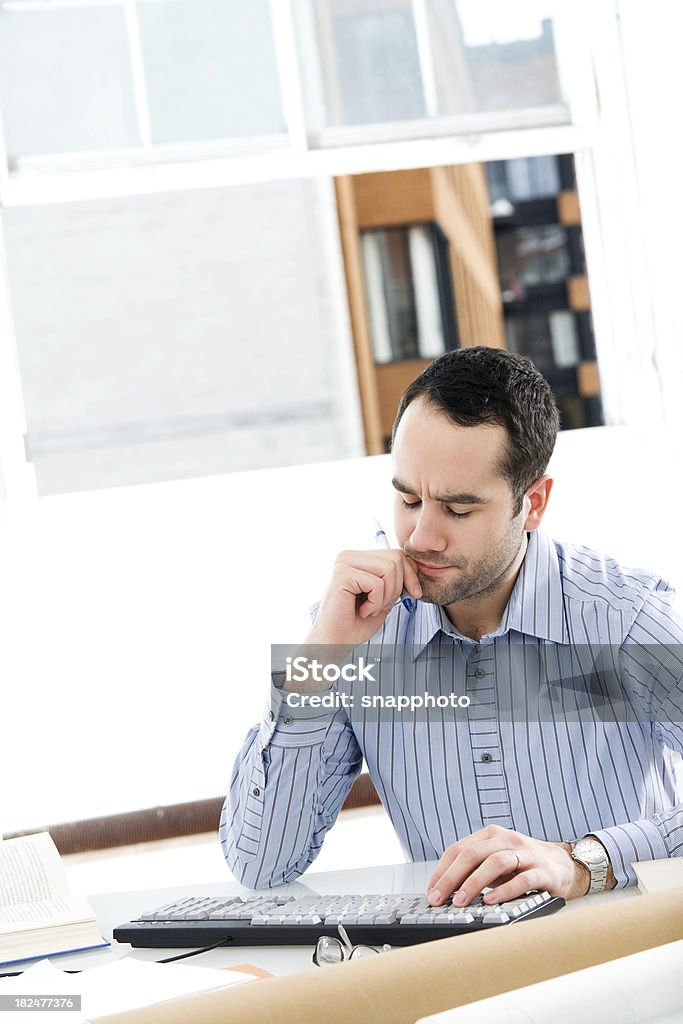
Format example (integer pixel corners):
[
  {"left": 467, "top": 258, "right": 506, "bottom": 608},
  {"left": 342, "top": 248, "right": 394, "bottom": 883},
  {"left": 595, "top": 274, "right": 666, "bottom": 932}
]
[
  {"left": 0, "top": 0, "right": 570, "bottom": 175},
  {"left": 488, "top": 153, "right": 603, "bottom": 429},
  {"left": 360, "top": 224, "right": 457, "bottom": 363},
  {"left": 487, "top": 155, "right": 562, "bottom": 205},
  {"left": 496, "top": 225, "right": 572, "bottom": 297}
]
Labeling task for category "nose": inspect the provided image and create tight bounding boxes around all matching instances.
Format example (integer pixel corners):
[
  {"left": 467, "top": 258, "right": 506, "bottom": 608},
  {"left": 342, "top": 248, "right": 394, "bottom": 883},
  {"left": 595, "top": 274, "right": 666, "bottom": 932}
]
[{"left": 408, "top": 506, "right": 448, "bottom": 555}]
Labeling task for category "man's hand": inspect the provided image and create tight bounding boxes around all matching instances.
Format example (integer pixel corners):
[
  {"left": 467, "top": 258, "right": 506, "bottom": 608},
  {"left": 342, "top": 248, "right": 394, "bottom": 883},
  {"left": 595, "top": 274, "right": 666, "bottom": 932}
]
[
  {"left": 304, "top": 549, "right": 422, "bottom": 650},
  {"left": 426, "top": 825, "right": 613, "bottom": 906}
]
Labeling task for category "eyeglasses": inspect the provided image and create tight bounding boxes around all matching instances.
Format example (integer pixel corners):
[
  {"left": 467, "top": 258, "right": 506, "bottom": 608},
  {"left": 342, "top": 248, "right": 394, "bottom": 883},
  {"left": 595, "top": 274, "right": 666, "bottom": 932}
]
[{"left": 312, "top": 924, "right": 392, "bottom": 966}]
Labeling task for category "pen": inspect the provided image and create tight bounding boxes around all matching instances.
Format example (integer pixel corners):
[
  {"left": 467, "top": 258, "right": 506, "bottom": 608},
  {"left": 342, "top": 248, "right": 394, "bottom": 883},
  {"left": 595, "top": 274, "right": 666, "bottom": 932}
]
[{"left": 372, "top": 519, "right": 417, "bottom": 613}]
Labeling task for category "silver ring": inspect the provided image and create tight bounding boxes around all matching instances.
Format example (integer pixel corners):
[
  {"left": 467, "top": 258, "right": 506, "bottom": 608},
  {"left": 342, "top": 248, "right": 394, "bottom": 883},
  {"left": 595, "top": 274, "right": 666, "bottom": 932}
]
[{"left": 509, "top": 850, "right": 520, "bottom": 873}]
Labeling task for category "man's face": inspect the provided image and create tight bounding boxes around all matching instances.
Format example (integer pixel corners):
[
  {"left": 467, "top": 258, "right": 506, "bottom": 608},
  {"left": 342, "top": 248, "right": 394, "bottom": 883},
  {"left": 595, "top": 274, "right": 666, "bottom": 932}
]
[{"left": 392, "top": 398, "right": 527, "bottom": 608}]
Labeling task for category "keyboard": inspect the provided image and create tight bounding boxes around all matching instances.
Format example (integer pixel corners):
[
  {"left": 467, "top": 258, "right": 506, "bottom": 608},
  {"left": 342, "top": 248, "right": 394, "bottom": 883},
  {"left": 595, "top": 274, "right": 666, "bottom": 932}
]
[{"left": 113, "top": 890, "right": 564, "bottom": 948}]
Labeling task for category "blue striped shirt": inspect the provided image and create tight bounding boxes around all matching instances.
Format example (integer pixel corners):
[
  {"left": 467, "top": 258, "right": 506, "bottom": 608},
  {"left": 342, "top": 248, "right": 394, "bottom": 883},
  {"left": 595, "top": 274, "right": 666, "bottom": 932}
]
[{"left": 220, "top": 530, "right": 683, "bottom": 889}]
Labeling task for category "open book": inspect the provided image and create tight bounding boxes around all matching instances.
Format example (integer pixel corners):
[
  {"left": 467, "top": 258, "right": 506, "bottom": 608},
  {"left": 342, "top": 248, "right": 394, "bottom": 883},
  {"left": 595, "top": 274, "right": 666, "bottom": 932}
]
[{"left": 0, "top": 832, "right": 108, "bottom": 966}]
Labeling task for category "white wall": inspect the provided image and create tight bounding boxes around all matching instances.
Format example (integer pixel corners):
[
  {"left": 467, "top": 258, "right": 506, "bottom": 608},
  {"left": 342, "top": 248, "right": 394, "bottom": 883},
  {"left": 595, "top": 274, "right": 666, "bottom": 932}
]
[
  {"left": 1, "top": 425, "right": 681, "bottom": 835},
  {"left": 1, "top": 176, "right": 363, "bottom": 495}
]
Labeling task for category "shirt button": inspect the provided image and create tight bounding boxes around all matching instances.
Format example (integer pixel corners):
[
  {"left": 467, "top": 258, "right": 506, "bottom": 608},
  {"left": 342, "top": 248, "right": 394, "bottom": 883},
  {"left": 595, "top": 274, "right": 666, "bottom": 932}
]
[
  {"left": 252, "top": 787, "right": 261, "bottom": 797},
  {"left": 283, "top": 715, "right": 293, "bottom": 725},
  {"left": 481, "top": 752, "right": 493, "bottom": 763},
  {"left": 268, "top": 710, "right": 275, "bottom": 722},
  {"left": 473, "top": 668, "right": 486, "bottom": 678}
]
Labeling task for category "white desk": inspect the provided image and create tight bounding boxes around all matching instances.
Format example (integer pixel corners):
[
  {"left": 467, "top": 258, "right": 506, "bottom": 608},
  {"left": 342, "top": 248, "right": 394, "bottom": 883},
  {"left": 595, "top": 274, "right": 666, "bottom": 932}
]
[{"left": 44, "top": 861, "right": 636, "bottom": 979}]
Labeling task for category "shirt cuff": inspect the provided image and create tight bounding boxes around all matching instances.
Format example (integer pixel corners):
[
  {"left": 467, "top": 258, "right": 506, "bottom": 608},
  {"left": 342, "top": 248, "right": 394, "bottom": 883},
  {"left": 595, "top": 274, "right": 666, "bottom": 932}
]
[
  {"left": 256, "top": 677, "right": 338, "bottom": 749},
  {"left": 590, "top": 819, "right": 670, "bottom": 888}
]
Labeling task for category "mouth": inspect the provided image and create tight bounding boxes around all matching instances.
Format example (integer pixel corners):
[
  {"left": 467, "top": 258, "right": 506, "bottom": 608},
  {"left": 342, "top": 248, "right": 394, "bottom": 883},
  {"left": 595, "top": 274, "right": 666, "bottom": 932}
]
[{"left": 415, "top": 562, "right": 455, "bottom": 577}]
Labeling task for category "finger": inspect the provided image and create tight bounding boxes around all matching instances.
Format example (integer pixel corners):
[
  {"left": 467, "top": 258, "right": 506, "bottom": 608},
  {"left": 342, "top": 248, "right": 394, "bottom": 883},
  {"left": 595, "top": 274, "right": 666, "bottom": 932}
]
[
  {"left": 449, "top": 849, "right": 523, "bottom": 907},
  {"left": 426, "top": 831, "right": 502, "bottom": 898},
  {"left": 400, "top": 554, "right": 423, "bottom": 599},
  {"left": 340, "top": 549, "right": 422, "bottom": 604},
  {"left": 429, "top": 838, "right": 515, "bottom": 905},
  {"left": 360, "top": 546, "right": 423, "bottom": 601},
  {"left": 344, "top": 570, "right": 387, "bottom": 617},
  {"left": 483, "top": 868, "right": 543, "bottom": 905},
  {"left": 337, "top": 550, "right": 406, "bottom": 581},
  {"left": 336, "top": 553, "right": 403, "bottom": 603},
  {"left": 427, "top": 847, "right": 461, "bottom": 899}
]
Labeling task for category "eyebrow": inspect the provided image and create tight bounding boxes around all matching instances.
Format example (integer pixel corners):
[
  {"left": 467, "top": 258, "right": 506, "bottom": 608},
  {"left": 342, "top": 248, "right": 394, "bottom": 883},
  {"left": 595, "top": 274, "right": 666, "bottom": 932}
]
[{"left": 391, "top": 478, "right": 489, "bottom": 505}]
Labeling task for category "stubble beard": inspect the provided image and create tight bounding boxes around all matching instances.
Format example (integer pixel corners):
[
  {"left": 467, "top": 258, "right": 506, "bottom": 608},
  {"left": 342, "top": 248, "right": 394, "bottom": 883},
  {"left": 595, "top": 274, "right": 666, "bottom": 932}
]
[{"left": 410, "top": 519, "right": 527, "bottom": 608}]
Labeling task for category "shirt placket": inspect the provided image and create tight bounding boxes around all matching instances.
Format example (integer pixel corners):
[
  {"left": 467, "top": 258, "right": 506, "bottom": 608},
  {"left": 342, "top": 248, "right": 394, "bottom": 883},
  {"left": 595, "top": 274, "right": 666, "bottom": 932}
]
[{"left": 466, "top": 641, "right": 513, "bottom": 829}]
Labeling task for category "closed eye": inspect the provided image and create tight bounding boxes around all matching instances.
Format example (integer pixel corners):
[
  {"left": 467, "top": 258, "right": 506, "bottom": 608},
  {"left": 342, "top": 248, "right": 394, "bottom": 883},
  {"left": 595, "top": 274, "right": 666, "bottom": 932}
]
[{"left": 399, "top": 498, "right": 472, "bottom": 520}]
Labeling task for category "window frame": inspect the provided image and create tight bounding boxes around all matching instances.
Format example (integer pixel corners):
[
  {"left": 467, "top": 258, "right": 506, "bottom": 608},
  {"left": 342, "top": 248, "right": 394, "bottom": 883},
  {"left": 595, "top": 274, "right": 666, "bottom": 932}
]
[{"left": 0, "top": 0, "right": 658, "bottom": 505}]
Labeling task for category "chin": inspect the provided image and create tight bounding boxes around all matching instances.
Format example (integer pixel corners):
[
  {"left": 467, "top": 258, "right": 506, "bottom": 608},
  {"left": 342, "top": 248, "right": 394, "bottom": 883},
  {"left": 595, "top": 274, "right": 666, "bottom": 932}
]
[{"left": 419, "top": 582, "right": 457, "bottom": 605}]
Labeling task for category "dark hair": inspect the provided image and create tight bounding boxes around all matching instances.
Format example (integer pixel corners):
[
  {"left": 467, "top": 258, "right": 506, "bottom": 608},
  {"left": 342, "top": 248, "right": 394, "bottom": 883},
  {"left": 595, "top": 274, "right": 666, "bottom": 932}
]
[{"left": 392, "top": 346, "right": 560, "bottom": 514}]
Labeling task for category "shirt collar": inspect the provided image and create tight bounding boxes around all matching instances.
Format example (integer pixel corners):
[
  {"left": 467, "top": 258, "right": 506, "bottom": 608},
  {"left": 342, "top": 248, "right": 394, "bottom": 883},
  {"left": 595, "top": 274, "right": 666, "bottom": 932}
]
[
  {"left": 500, "top": 529, "right": 569, "bottom": 644},
  {"left": 410, "top": 529, "right": 569, "bottom": 657}
]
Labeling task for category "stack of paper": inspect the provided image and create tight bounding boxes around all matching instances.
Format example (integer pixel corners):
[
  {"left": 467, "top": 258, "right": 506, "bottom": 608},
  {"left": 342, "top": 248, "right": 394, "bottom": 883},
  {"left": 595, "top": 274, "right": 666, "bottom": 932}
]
[{"left": 0, "top": 957, "right": 253, "bottom": 1022}]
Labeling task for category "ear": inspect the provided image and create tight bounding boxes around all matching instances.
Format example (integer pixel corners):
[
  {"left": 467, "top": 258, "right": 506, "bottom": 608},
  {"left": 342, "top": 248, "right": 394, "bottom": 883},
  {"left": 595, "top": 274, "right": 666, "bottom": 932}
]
[{"left": 522, "top": 475, "right": 553, "bottom": 531}]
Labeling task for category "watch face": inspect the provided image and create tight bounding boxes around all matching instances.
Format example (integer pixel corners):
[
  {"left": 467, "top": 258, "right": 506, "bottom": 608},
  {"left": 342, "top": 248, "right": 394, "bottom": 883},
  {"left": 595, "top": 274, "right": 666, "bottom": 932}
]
[{"left": 573, "top": 839, "right": 606, "bottom": 867}]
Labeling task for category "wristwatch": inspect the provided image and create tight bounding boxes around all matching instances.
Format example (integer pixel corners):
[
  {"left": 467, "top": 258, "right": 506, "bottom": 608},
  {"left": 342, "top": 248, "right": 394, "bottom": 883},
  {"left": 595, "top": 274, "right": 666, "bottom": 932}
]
[{"left": 569, "top": 837, "right": 610, "bottom": 894}]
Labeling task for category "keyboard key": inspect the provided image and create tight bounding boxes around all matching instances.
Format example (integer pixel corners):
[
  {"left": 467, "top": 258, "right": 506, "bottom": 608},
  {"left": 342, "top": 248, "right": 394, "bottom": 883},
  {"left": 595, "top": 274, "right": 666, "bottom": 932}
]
[{"left": 509, "top": 900, "right": 540, "bottom": 917}]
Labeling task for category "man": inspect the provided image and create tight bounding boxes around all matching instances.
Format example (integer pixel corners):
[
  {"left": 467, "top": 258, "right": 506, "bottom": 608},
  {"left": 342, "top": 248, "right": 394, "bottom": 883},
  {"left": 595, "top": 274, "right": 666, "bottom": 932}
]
[{"left": 221, "top": 347, "right": 683, "bottom": 906}]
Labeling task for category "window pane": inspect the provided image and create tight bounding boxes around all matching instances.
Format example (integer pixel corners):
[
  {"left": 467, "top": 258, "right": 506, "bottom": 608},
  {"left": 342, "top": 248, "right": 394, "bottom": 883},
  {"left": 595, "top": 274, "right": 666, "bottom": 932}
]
[
  {"left": 556, "top": 394, "right": 603, "bottom": 429},
  {"left": 496, "top": 225, "right": 571, "bottom": 298},
  {"left": 302, "top": 0, "right": 563, "bottom": 134},
  {"left": 505, "top": 311, "right": 579, "bottom": 371},
  {"left": 361, "top": 225, "right": 455, "bottom": 363},
  {"left": 362, "top": 228, "right": 419, "bottom": 361},
  {"left": 306, "top": 0, "right": 425, "bottom": 127},
  {"left": 138, "top": 0, "right": 285, "bottom": 143},
  {"left": 0, "top": 7, "right": 139, "bottom": 159},
  {"left": 430, "top": 0, "right": 562, "bottom": 115},
  {"left": 487, "top": 156, "right": 561, "bottom": 205}
]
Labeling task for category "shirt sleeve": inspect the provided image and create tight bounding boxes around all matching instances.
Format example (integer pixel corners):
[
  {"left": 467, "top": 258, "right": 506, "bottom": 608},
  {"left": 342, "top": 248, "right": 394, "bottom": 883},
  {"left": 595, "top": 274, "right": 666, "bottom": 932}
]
[
  {"left": 592, "top": 581, "right": 683, "bottom": 887},
  {"left": 219, "top": 679, "right": 363, "bottom": 889}
]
